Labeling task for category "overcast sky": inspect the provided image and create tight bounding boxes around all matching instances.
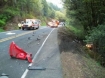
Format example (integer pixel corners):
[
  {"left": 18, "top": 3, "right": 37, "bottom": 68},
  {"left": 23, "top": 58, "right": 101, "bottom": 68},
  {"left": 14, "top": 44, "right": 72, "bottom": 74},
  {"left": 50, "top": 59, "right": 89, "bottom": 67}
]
[{"left": 46, "top": 0, "right": 63, "bottom": 8}]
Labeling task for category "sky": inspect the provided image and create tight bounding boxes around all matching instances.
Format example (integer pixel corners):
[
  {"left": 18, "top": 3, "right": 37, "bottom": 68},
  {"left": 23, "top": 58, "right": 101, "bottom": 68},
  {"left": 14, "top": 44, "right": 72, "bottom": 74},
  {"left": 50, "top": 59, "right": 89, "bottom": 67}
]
[{"left": 46, "top": 0, "right": 63, "bottom": 8}]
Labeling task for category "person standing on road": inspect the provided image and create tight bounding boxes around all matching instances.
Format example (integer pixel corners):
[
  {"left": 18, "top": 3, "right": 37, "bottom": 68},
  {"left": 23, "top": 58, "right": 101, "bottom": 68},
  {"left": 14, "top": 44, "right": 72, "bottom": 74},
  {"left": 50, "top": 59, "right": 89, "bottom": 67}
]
[{"left": 18, "top": 23, "right": 22, "bottom": 29}]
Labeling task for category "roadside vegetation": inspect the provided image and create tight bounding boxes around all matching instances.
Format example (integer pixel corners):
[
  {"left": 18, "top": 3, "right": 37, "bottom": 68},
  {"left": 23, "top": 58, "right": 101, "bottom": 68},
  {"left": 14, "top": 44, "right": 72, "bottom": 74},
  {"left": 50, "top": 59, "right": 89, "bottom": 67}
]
[
  {"left": 63, "top": 0, "right": 105, "bottom": 66},
  {"left": 58, "top": 27, "right": 105, "bottom": 78},
  {"left": 57, "top": 0, "right": 105, "bottom": 78},
  {"left": 0, "top": 0, "right": 65, "bottom": 31}
]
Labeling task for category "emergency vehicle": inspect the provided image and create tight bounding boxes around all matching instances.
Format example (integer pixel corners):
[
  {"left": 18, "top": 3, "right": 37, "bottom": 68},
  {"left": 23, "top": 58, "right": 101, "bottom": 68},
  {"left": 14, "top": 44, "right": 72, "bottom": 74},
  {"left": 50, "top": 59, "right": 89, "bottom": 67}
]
[
  {"left": 47, "top": 19, "right": 59, "bottom": 28},
  {"left": 19, "top": 19, "right": 40, "bottom": 30}
]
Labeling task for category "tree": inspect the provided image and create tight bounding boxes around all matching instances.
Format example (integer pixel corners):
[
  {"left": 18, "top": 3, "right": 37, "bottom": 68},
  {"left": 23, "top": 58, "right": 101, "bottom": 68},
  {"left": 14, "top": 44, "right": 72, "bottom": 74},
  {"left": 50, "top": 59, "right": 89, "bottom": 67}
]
[
  {"left": 64, "top": 0, "right": 105, "bottom": 30},
  {"left": 42, "top": 0, "right": 49, "bottom": 17}
]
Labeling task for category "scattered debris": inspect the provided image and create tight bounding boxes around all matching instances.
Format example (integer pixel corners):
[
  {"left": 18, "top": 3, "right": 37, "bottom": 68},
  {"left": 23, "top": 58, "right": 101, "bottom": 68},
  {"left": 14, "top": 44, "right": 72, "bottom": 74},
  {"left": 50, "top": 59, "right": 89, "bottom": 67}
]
[
  {"left": 28, "top": 66, "right": 46, "bottom": 70},
  {"left": 86, "top": 43, "right": 93, "bottom": 50},
  {"left": 1, "top": 73, "right": 8, "bottom": 76},
  {"left": 36, "top": 38, "right": 40, "bottom": 40},
  {"left": 33, "top": 31, "right": 35, "bottom": 34},
  {"left": 0, "top": 73, "right": 9, "bottom": 78},
  {"left": 28, "top": 37, "right": 32, "bottom": 40},
  {"left": 9, "top": 41, "right": 32, "bottom": 63}
]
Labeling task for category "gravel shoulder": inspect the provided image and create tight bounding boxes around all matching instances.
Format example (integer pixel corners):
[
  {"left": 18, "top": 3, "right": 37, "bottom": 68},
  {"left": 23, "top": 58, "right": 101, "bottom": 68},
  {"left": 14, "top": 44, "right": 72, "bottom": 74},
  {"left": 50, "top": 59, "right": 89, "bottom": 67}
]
[{"left": 58, "top": 27, "right": 105, "bottom": 78}]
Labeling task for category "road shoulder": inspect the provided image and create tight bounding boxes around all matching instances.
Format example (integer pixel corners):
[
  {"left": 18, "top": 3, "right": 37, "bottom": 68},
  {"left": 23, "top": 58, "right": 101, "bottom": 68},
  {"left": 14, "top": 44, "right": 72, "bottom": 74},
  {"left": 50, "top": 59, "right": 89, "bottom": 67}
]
[{"left": 25, "top": 28, "right": 63, "bottom": 78}]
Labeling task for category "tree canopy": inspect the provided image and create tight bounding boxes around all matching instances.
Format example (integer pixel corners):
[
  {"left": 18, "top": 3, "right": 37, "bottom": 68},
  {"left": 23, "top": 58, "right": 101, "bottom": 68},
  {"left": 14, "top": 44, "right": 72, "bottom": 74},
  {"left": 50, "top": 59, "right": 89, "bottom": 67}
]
[{"left": 64, "top": 0, "right": 105, "bottom": 30}]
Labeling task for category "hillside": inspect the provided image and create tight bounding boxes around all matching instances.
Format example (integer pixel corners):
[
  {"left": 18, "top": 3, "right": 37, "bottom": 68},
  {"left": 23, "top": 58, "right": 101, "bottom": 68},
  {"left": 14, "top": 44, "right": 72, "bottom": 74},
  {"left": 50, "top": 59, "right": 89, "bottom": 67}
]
[
  {"left": 58, "top": 27, "right": 105, "bottom": 78},
  {"left": 0, "top": 0, "right": 65, "bottom": 31}
]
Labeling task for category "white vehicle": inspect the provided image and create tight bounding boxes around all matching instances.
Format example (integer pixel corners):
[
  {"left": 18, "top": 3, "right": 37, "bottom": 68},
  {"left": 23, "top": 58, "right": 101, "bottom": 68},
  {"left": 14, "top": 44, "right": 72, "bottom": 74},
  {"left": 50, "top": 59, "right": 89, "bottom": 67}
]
[{"left": 21, "top": 19, "right": 40, "bottom": 30}]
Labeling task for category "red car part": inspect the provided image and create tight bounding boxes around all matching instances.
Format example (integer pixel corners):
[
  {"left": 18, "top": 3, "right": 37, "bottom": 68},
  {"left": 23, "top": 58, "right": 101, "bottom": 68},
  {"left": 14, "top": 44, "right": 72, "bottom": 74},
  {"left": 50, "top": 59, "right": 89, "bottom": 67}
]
[{"left": 9, "top": 41, "right": 32, "bottom": 63}]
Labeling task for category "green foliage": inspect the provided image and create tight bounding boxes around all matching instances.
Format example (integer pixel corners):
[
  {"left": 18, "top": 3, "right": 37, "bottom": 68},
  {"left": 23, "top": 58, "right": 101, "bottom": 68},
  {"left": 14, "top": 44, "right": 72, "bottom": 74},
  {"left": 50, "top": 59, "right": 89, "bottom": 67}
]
[
  {"left": 48, "top": 3, "right": 61, "bottom": 11},
  {"left": 42, "top": 0, "right": 62, "bottom": 19},
  {"left": 0, "top": 20, "right": 6, "bottom": 27},
  {"left": 85, "top": 25, "right": 105, "bottom": 64},
  {"left": 0, "top": 28, "right": 5, "bottom": 32},
  {"left": 55, "top": 11, "right": 65, "bottom": 20},
  {"left": 0, "top": 13, "right": 10, "bottom": 27},
  {"left": 25, "top": 14, "right": 35, "bottom": 18},
  {"left": 64, "top": 0, "right": 105, "bottom": 31},
  {"left": 64, "top": 0, "right": 105, "bottom": 65},
  {"left": 4, "top": 7, "right": 19, "bottom": 16},
  {"left": 0, "top": 6, "right": 19, "bottom": 28},
  {"left": 0, "top": 0, "right": 65, "bottom": 30},
  {"left": 42, "top": 0, "right": 48, "bottom": 16},
  {"left": 85, "top": 25, "right": 105, "bottom": 43},
  {"left": 66, "top": 24, "right": 85, "bottom": 40},
  {"left": 41, "top": 21, "right": 46, "bottom": 26},
  {"left": 47, "top": 7, "right": 55, "bottom": 18}
]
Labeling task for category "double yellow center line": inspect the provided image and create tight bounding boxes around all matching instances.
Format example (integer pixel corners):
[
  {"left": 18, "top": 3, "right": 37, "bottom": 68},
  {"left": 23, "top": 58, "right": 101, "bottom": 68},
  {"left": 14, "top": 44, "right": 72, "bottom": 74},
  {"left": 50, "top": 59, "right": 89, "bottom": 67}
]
[{"left": 0, "top": 31, "right": 35, "bottom": 43}]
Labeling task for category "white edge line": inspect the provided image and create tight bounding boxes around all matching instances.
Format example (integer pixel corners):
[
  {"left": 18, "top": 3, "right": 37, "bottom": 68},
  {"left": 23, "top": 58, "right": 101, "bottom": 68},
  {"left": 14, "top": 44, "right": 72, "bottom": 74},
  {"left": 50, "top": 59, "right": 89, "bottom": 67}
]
[{"left": 21, "top": 28, "right": 54, "bottom": 78}]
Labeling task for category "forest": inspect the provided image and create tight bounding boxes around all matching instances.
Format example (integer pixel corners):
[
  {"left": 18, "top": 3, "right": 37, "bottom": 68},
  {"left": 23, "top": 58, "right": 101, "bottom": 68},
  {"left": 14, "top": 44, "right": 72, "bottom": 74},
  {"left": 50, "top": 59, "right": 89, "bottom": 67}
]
[
  {"left": 0, "top": 0, "right": 65, "bottom": 31},
  {"left": 64, "top": 0, "right": 105, "bottom": 66}
]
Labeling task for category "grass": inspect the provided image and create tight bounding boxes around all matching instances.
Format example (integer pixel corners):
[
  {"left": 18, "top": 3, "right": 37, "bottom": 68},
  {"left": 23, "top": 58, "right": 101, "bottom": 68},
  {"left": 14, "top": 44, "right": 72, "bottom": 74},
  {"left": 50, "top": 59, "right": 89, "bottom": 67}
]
[
  {"left": 82, "top": 55, "right": 105, "bottom": 78},
  {"left": 41, "top": 21, "right": 46, "bottom": 26},
  {"left": 66, "top": 18, "right": 86, "bottom": 39},
  {"left": 65, "top": 25, "right": 85, "bottom": 40},
  {"left": 0, "top": 28, "right": 5, "bottom": 32}
]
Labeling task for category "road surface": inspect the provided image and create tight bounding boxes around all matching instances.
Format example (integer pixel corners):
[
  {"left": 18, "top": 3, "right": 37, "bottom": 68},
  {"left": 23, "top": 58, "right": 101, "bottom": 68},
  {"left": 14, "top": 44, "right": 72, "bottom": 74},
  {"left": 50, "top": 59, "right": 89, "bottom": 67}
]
[{"left": 0, "top": 26, "right": 63, "bottom": 78}]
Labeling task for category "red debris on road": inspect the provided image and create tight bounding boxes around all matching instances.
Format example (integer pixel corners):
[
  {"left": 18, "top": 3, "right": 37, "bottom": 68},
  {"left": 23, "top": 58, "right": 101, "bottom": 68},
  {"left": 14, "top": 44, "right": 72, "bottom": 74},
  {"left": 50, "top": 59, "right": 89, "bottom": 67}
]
[{"left": 9, "top": 41, "right": 32, "bottom": 63}]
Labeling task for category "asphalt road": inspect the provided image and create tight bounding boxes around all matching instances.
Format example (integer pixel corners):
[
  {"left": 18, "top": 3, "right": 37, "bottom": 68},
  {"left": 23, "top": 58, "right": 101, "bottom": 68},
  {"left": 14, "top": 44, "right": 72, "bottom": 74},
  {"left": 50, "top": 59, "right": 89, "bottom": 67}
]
[{"left": 0, "top": 26, "right": 63, "bottom": 78}]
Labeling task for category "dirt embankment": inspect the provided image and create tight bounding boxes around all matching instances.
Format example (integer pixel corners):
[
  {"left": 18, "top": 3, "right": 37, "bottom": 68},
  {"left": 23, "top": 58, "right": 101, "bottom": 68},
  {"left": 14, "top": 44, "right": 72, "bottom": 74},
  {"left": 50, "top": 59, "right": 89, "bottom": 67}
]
[{"left": 58, "top": 27, "right": 105, "bottom": 78}]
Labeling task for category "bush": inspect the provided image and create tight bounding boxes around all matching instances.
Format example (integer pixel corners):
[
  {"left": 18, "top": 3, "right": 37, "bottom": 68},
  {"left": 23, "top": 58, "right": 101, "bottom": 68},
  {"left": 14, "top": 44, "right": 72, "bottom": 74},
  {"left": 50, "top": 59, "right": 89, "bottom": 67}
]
[
  {"left": 0, "top": 20, "right": 6, "bottom": 27},
  {"left": 66, "top": 25, "right": 85, "bottom": 41},
  {"left": 0, "top": 7, "right": 19, "bottom": 29},
  {"left": 4, "top": 7, "right": 19, "bottom": 16},
  {"left": 0, "top": 28, "right": 4, "bottom": 32},
  {"left": 85, "top": 25, "right": 105, "bottom": 65}
]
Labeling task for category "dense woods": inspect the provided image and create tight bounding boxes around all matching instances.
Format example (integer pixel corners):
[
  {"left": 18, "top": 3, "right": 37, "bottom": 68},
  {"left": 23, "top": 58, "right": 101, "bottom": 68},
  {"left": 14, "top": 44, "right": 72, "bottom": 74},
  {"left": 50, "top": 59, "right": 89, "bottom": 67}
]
[
  {"left": 64, "top": 0, "right": 105, "bottom": 30},
  {"left": 0, "top": 0, "right": 65, "bottom": 30},
  {"left": 63, "top": 0, "right": 105, "bottom": 65}
]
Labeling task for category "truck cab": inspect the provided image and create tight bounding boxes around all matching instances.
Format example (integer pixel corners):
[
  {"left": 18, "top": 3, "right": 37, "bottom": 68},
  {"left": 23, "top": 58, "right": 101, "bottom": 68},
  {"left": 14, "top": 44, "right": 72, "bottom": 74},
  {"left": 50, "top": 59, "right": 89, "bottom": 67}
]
[{"left": 47, "top": 19, "right": 59, "bottom": 28}]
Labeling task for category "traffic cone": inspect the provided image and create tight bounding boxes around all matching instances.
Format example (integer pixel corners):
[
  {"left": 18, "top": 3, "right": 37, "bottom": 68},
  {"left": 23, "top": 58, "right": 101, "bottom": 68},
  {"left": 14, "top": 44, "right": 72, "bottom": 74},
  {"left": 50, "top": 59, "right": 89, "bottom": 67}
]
[{"left": 9, "top": 41, "right": 32, "bottom": 63}]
